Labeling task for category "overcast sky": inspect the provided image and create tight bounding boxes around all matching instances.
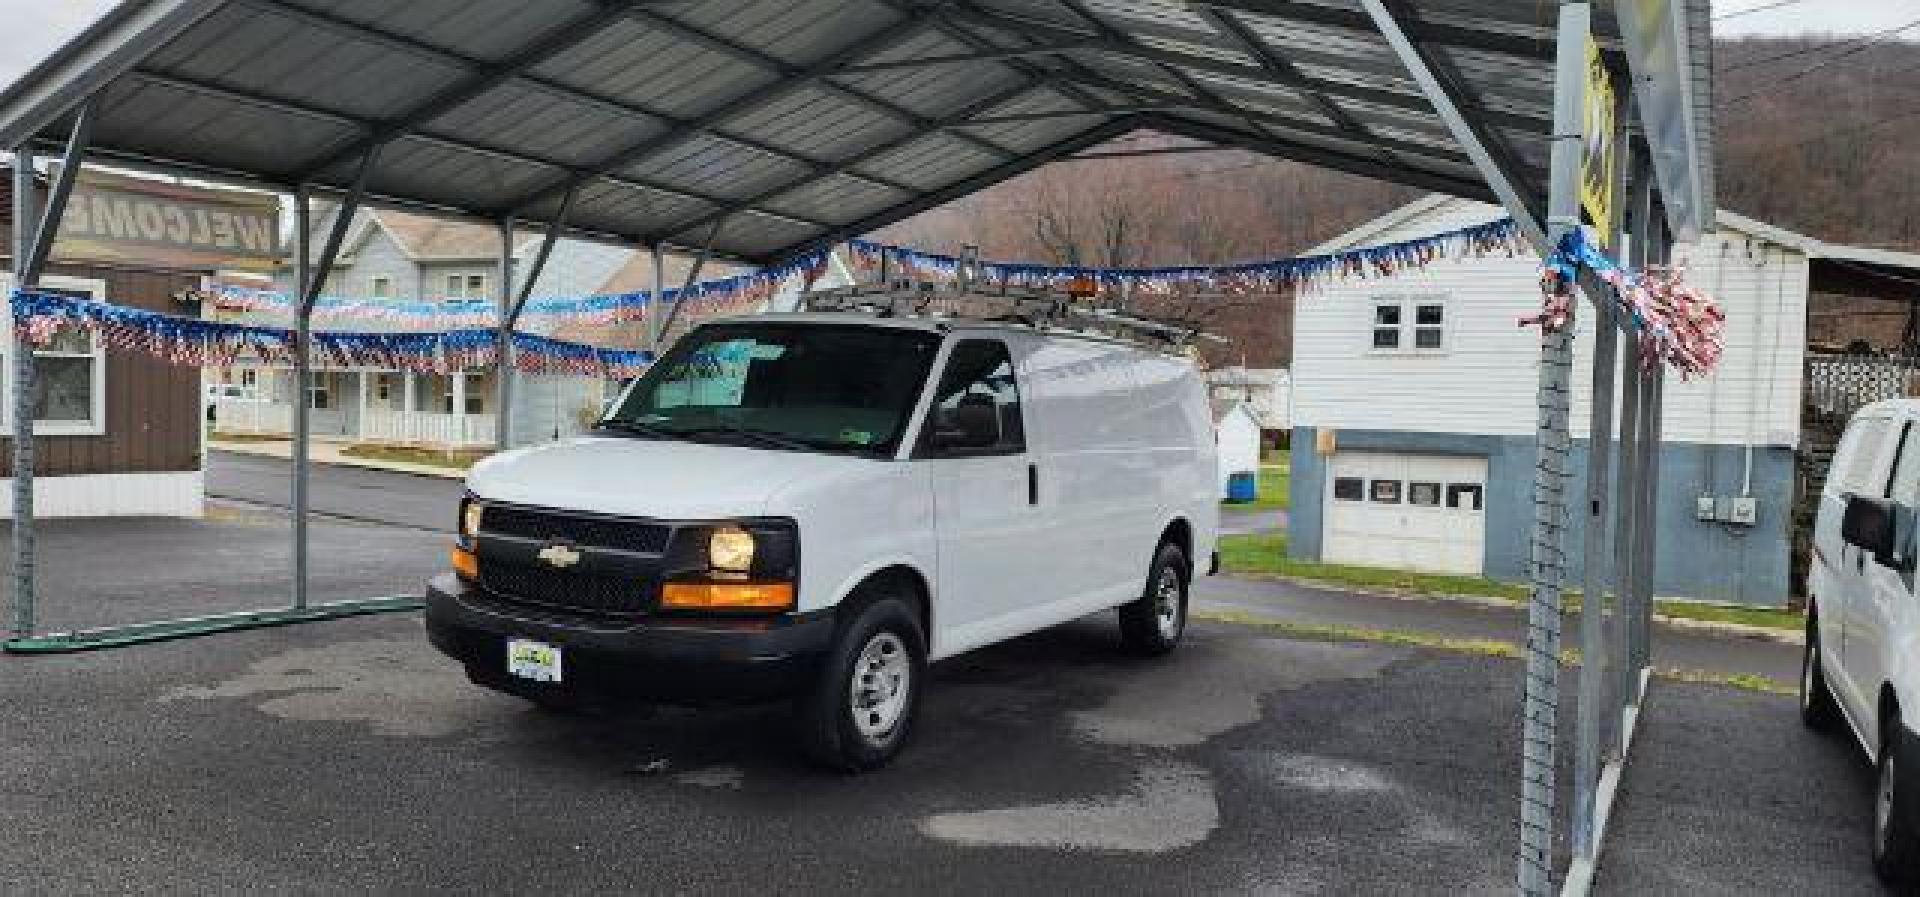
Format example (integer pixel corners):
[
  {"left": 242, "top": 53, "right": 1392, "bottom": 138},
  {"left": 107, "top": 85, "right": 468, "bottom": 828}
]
[{"left": 1, "top": 1, "right": 1915, "bottom": 94}]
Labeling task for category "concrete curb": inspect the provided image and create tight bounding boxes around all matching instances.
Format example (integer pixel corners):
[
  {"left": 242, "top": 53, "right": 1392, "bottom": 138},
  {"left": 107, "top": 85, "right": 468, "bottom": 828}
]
[
  {"left": 1219, "top": 573, "right": 1804, "bottom": 646},
  {"left": 209, "top": 442, "right": 470, "bottom": 481}
]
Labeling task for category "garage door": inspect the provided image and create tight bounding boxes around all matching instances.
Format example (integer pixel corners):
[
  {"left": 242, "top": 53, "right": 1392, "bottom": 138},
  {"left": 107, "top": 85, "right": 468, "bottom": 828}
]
[{"left": 1323, "top": 452, "right": 1487, "bottom": 576}]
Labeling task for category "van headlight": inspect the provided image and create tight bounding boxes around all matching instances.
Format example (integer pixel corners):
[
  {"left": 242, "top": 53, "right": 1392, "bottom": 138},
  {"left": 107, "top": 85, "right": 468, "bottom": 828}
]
[
  {"left": 708, "top": 526, "right": 756, "bottom": 574},
  {"left": 459, "top": 498, "right": 484, "bottom": 546}
]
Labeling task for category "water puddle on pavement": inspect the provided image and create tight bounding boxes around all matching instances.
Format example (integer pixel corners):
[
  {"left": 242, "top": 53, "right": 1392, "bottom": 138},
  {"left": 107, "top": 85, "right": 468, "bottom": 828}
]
[
  {"left": 918, "top": 635, "right": 1402, "bottom": 853},
  {"left": 157, "top": 637, "right": 511, "bottom": 739}
]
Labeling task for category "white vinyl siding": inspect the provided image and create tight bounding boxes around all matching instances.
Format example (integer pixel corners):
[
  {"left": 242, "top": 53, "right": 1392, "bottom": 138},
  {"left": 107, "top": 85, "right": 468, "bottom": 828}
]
[{"left": 1294, "top": 197, "right": 1809, "bottom": 447}]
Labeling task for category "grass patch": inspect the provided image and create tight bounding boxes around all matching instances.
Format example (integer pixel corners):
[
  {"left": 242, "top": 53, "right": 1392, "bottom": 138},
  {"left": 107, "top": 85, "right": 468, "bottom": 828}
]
[
  {"left": 1219, "top": 532, "right": 1528, "bottom": 599},
  {"left": 1222, "top": 460, "right": 1290, "bottom": 511},
  {"left": 1195, "top": 610, "right": 1793, "bottom": 696},
  {"left": 340, "top": 444, "right": 488, "bottom": 470},
  {"left": 1646, "top": 601, "right": 1803, "bottom": 633},
  {"left": 1217, "top": 532, "right": 1803, "bottom": 632}
]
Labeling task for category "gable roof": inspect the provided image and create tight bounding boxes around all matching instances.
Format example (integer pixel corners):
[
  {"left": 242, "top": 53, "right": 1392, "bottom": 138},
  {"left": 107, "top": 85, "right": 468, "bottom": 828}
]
[{"left": 1307, "top": 194, "right": 1920, "bottom": 276}]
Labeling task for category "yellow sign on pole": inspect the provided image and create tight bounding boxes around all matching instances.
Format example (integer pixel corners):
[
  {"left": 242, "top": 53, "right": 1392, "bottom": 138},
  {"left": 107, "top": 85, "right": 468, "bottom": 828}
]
[{"left": 1580, "top": 37, "right": 1617, "bottom": 246}]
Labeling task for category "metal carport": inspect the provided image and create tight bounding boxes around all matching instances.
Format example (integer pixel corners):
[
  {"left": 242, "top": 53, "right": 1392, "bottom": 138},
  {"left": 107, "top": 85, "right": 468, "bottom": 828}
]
[{"left": 0, "top": 1, "right": 1714, "bottom": 893}]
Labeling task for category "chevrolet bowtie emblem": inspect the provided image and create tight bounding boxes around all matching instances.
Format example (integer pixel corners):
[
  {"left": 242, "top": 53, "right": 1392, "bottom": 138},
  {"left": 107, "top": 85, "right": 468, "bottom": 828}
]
[{"left": 537, "top": 543, "right": 581, "bottom": 568}]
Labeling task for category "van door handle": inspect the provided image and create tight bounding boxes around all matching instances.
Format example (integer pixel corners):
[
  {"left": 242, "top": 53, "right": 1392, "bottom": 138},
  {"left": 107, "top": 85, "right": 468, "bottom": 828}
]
[{"left": 1027, "top": 462, "right": 1038, "bottom": 506}]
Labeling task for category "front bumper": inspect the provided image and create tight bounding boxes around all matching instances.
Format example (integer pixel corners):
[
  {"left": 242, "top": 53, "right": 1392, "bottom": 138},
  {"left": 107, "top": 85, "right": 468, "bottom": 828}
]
[{"left": 425, "top": 573, "right": 833, "bottom": 705}]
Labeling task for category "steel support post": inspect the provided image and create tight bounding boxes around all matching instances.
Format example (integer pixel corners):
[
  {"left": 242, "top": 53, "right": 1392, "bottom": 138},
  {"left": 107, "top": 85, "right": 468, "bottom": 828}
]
[
  {"left": 1571, "top": 98, "right": 1634, "bottom": 870},
  {"left": 1632, "top": 216, "right": 1670, "bottom": 674},
  {"left": 9, "top": 147, "right": 36, "bottom": 639},
  {"left": 1617, "top": 147, "right": 1656, "bottom": 713},
  {"left": 9, "top": 101, "right": 95, "bottom": 639},
  {"left": 493, "top": 186, "right": 582, "bottom": 450},
  {"left": 654, "top": 225, "right": 718, "bottom": 348},
  {"left": 291, "top": 148, "right": 380, "bottom": 611},
  {"left": 1518, "top": 4, "right": 1590, "bottom": 895},
  {"left": 647, "top": 243, "right": 666, "bottom": 354},
  {"left": 1571, "top": 267, "right": 1619, "bottom": 867},
  {"left": 494, "top": 216, "right": 516, "bottom": 451}
]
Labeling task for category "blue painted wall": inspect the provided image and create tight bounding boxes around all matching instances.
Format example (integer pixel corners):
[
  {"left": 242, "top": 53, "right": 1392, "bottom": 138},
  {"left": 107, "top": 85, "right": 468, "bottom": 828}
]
[{"left": 1289, "top": 427, "right": 1795, "bottom": 607}]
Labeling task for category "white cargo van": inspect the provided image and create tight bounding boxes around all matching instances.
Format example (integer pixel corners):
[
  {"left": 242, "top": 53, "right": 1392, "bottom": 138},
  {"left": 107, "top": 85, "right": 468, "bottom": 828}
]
[
  {"left": 1805, "top": 398, "right": 1920, "bottom": 882},
  {"left": 427, "top": 311, "right": 1219, "bottom": 770}
]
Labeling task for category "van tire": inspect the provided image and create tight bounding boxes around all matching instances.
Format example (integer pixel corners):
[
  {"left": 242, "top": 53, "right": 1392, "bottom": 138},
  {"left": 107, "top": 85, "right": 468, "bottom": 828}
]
[
  {"left": 1801, "top": 613, "right": 1839, "bottom": 731},
  {"left": 1120, "top": 542, "right": 1188, "bottom": 656},
  {"left": 1876, "top": 719, "right": 1920, "bottom": 883},
  {"left": 795, "top": 595, "right": 926, "bottom": 772}
]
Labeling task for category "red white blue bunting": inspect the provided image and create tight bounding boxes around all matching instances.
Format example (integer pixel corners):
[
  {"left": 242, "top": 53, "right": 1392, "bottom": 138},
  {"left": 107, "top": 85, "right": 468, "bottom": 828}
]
[
  {"left": 11, "top": 290, "right": 653, "bottom": 377},
  {"left": 1529, "top": 229, "right": 1726, "bottom": 377},
  {"left": 848, "top": 217, "right": 1523, "bottom": 294}
]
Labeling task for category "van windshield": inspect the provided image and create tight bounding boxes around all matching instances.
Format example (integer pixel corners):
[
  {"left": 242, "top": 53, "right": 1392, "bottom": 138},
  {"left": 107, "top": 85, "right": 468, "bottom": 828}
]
[{"left": 601, "top": 322, "right": 941, "bottom": 457}]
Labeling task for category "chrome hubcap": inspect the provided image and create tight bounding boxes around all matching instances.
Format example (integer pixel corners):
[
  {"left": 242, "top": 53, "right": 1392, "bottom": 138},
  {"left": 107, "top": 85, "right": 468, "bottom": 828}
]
[
  {"left": 1154, "top": 566, "right": 1183, "bottom": 639},
  {"left": 850, "top": 632, "right": 911, "bottom": 742},
  {"left": 1881, "top": 752, "right": 1898, "bottom": 850}
]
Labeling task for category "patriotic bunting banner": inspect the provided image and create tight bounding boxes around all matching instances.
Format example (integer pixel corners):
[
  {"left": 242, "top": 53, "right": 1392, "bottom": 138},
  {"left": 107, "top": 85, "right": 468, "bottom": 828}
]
[
  {"left": 209, "top": 248, "right": 831, "bottom": 331},
  {"left": 10, "top": 290, "right": 657, "bottom": 378},
  {"left": 1528, "top": 228, "right": 1726, "bottom": 378},
  {"left": 847, "top": 217, "right": 1523, "bottom": 294}
]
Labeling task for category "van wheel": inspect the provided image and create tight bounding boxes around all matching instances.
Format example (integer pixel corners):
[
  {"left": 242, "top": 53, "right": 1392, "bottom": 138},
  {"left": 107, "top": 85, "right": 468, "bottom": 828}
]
[
  {"left": 796, "top": 596, "right": 926, "bottom": 772},
  {"left": 1120, "top": 542, "right": 1188, "bottom": 656},
  {"left": 1875, "top": 719, "right": 1920, "bottom": 883},
  {"left": 1801, "top": 612, "right": 1840, "bottom": 730}
]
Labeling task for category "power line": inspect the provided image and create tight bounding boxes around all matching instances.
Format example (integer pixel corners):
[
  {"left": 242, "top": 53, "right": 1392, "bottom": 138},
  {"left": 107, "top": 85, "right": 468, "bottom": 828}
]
[
  {"left": 1722, "top": 17, "right": 1920, "bottom": 105},
  {"left": 1714, "top": 0, "right": 1805, "bottom": 22},
  {"left": 1724, "top": 16, "right": 1920, "bottom": 72}
]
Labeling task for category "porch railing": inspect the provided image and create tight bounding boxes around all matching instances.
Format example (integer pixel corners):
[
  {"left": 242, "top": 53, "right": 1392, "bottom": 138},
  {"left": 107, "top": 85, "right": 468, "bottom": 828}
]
[
  {"left": 1805, "top": 354, "right": 1920, "bottom": 425},
  {"left": 360, "top": 407, "right": 496, "bottom": 448},
  {"left": 211, "top": 399, "right": 293, "bottom": 435}
]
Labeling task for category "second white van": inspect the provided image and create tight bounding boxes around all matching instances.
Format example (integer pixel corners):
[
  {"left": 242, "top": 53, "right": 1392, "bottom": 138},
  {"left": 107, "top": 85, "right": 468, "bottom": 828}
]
[{"left": 426, "top": 311, "right": 1219, "bottom": 770}]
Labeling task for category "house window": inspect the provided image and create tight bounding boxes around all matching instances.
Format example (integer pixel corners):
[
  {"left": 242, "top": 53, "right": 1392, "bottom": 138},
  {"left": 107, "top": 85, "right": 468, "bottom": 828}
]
[
  {"left": 309, "top": 379, "right": 331, "bottom": 410},
  {"left": 445, "top": 273, "right": 488, "bottom": 299},
  {"left": 1414, "top": 304, "right": 1445, "bottom": 348},
  {"left": 240, "top": 369, "right": 258, "bottom": 388},
  {"left": 0, "top": 275, "right": 108, "bottom": 435},
  {"left": 1371, "top": 304, "right": 1401, "bottom": 349},
  {"left": 1371, "top": 297, "right": 1446, "bottom": 352},
  {"left": 1333, "top": 477, "right": 1364, "bottom": 501},
  {"left": 369, "top": 275, "right": 392, "bottom": 299},
  {"left": 375, "top": 376, "right": 391, "bottom": 402}
]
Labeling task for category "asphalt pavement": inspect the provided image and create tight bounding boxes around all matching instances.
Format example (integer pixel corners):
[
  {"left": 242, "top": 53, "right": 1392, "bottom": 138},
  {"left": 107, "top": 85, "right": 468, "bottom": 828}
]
[
  {"left": 0, "top": 608, "right": 1883, "bottom": 894},
  {"left": 0, "top": 455, "right": 1888, "bottom": 892},
  {"left": 208, "top": 449, "right": 463, "bottom": 532}
]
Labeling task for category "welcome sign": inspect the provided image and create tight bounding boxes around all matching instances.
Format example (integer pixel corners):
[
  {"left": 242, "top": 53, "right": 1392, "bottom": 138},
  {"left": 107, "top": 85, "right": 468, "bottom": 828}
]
[{"left": 51, "top": 167, "right": 281, "bottom": 272}]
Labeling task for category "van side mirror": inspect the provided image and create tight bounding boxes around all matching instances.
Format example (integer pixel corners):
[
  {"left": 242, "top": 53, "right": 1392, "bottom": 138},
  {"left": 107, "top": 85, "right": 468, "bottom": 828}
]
[
  {"left": 1843, "top": 494, "right": 1897, "bottom": 562},
  {"left": 929, "top": 402, "right": 999, "bottom": 451}
]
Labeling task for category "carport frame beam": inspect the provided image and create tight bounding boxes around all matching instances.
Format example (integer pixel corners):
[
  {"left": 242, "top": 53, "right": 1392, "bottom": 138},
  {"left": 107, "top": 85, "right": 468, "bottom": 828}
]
[
  {"left": 292, "top": 147, "right": 381, "bottom": 611},
  {"left": 9, "top": 97, "right": 96, "bottom": 640}
]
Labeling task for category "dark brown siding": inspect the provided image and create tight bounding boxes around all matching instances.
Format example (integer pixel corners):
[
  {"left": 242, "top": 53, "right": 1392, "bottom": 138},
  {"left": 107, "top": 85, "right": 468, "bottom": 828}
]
[{"left": 0, "top": 261, "right": 202, "bottom": 477}]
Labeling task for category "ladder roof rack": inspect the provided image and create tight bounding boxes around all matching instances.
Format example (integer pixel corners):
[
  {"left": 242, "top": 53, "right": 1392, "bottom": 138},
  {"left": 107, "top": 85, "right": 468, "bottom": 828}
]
[{"left": 799, "top": 281, "right": 1225, "bottom": 351}]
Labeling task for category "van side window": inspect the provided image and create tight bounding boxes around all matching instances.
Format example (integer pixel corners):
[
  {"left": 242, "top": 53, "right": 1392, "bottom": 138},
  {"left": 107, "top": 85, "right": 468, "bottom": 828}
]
[
  {"left": 1838, "top": 418, "right": 1893, "bottom": 494},
  {"left": 920, "top": 339, "right": 1024, "bottom": 457},
  {"left": 1892, "top": 423, "right": 1920, "bottom": 501}
]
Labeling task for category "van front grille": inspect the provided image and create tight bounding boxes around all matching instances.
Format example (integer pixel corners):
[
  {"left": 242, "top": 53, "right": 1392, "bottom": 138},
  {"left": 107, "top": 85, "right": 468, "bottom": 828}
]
[
  {"left": 483, "top": 505, "right": 669, "bottom": 553},
  {"left": 480, "top": 561, "right": 650, "bottom": 617}
]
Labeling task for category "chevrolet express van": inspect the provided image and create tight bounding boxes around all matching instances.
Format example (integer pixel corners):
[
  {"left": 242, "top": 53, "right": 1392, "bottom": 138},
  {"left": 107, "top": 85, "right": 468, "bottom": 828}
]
[
  {"left": 426, "top": 312, "right": 1219, "bottom": 770},
  {"left": 1805, "top": 399, "right": 1920, "bottom": 882}
]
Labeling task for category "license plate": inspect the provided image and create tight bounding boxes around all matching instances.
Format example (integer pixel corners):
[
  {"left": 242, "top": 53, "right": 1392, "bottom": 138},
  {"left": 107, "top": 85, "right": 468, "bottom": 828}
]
[{"left": 506, "top": 638, "right": 563, "bottom": 683}]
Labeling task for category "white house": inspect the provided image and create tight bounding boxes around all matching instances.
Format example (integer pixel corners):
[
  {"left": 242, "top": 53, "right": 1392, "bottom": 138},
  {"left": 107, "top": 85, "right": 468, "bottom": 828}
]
[
  {"left": 1206, "top": 365, "right": 1291, "bottom": 434},
  {"left": 1287, "top": 195, "right": 1920, "bottom": 607},
  {"left": 1213, "top": 398, "right": 1263, "bottom": 499}
]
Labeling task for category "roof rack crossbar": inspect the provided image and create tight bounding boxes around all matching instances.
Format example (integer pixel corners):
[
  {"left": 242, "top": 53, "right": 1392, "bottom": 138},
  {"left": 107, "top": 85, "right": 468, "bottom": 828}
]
[{"left": 798, "top": 282, "right": 1225, "bottom": 349}]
